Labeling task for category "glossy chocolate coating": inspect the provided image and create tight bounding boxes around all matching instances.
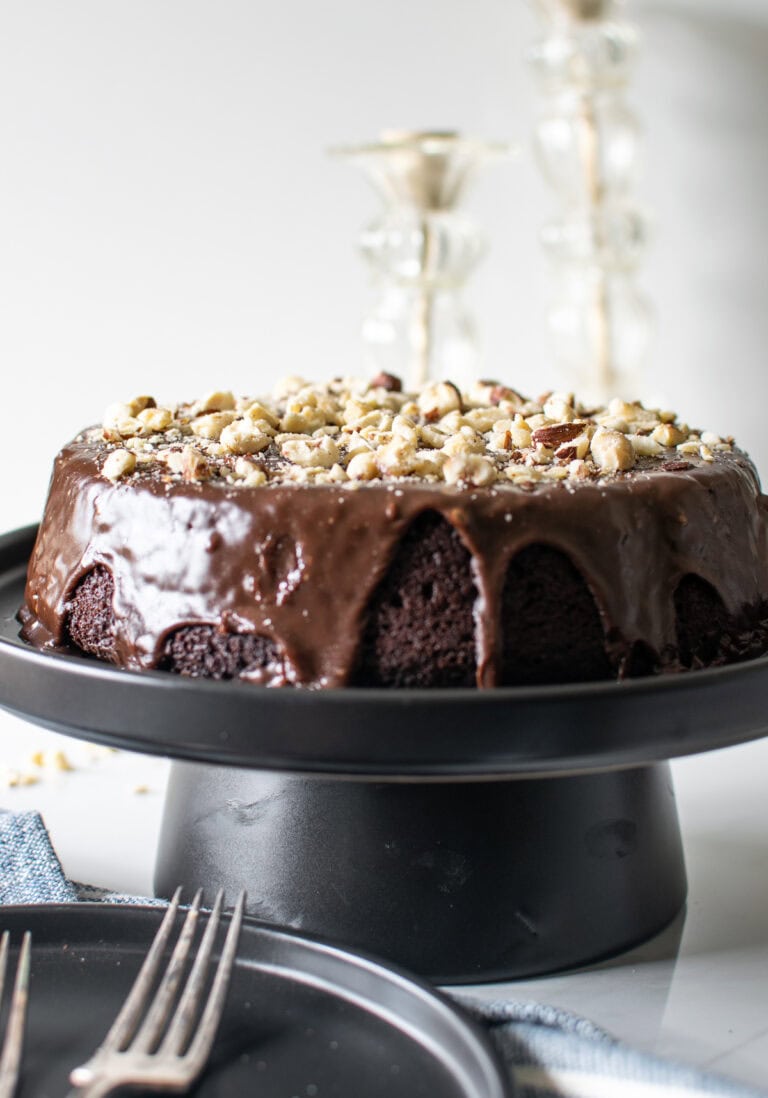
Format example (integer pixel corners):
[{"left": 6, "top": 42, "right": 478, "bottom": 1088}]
[{"left": 20, "top": 437, "right": 768, "bottom": 688}]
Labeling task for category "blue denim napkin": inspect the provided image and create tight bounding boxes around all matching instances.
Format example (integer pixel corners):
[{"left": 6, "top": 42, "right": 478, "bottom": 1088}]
[{"left": 1, "top": 808, "right": 765, "bottom": 1098}]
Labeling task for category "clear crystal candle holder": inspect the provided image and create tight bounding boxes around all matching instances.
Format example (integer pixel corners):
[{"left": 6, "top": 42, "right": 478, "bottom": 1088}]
[
  {"left": 529, "top": 0, "right": 652, "bottom": 403},
  {"left": 334, "top": 131, "right": 513, "bottom": 389}
]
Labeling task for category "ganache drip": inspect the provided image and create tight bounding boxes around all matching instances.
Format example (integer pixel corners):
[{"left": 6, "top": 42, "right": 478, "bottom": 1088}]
[{"left": 19, "top": 439, "right": 768, "bottom": 688}]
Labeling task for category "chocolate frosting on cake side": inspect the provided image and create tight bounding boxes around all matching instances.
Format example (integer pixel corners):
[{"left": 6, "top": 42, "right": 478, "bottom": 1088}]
[{"left": 20, "top": 438, "right": 768, "bottom": 688}]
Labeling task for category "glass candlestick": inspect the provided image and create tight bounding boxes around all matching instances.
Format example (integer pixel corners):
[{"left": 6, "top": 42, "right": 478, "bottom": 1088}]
[
  {"left": 529, "top": 0, "right": 652, "bottom": 402},
  {"left": 335, "top": 131, "right": 511, "bottom": 389}
]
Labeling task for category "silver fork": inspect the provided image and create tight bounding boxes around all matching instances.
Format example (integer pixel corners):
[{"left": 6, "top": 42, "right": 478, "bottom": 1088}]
[
  {"left": 68, "top": 888, "right": 245, "bottom": 1097},
  {"left": 0, "top": 931, "right": 31, "bottom": 1098}
]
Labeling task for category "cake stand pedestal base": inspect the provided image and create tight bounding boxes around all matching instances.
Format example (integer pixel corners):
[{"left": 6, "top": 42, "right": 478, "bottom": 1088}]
[{"left": 154, "top": 760, "right": 686, "bottom": 983}]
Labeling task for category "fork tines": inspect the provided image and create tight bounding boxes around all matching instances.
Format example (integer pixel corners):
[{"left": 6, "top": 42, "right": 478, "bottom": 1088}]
[
  {"left": 0, "top": 931, "right": 31, "bottom": 1098},
  {"left": 69, "top": 888, "right": 245, "bottom": 1095}
]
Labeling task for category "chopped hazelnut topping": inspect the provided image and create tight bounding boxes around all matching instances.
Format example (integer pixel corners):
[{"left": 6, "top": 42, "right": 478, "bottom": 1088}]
[
  {"left": 628, "top": 434, "right": 663, "bottom": 458},
  {"left": 531, "top": 422, "right": 584, "bottom": 448},
  {"left": 136, "top": 407, "right": 172, "bottom": 434},
  {"left": 165, "top": 445, "right": 209, "bottom": 482},
  {"left": 197, "top": 390, "right": 236, "bottom": 413},
  {"left": 444, "top": 454, "right": 496, "bottom": 486},
  {"left": 92, "top": 376, "right": 732, "bottom": 489},
  {"left": 102, "top": 449, "right": 136, "bottom": 481},
  {"left": 370, "top": 371, "right": 402, "bottom": 392},
  {"left": 220, "top": 420, "right": 272, "bottom": 455},
  {"left": 590, "top": 428, "right": 635, "bottom": 472},
  {"left": 417, "top": 381, "right": 462, "bottom": 419},
  {"left": 191, "top": 411, "right": 237, "bottom": 440},
  {"left": 281, "top": 435, "right": 340, "bottom": 468},
  {"left": 652, "top": 423, "right": 685, "bottom": 448},
  {"left": 346, "top": 451, "right": 379, "bottom": 480}
]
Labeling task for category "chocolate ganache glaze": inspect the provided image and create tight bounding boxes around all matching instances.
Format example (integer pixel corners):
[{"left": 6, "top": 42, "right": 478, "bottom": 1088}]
[{"left": 20, "top": 435, "right": 768, "bottom": 688}]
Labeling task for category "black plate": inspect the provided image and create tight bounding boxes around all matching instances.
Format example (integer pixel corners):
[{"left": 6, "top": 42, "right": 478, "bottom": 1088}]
[
  {"left": 0, "top": 904, "right": 508, "bottom": 1098},
  {"left": 2, "top": 524, "right": 768, "bottom": 777}
]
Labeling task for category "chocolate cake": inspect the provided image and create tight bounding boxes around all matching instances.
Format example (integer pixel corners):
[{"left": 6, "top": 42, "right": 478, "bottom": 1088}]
[{"left": 19, "top": 374, "right": 768, "bottom": 687}]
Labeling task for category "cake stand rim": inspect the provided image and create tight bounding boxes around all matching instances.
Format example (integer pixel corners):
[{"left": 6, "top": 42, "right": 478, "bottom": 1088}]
[{"left": 3, "top": 523, "right": 768, "bottom": 778}]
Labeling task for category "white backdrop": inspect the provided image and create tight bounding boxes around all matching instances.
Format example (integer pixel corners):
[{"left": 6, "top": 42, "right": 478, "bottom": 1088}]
[{"left": 1, "top": 0, "right": 767, "bottom": 530}]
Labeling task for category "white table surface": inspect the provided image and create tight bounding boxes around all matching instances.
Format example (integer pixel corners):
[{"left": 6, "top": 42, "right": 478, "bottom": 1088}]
[{"left": 0, "top": 708, "right": 767, "bottom": 1091}]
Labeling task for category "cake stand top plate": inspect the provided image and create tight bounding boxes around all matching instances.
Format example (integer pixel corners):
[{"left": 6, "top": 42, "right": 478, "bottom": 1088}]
[{"left": 2, "top": 525, "right": 768, "bottom": 779}]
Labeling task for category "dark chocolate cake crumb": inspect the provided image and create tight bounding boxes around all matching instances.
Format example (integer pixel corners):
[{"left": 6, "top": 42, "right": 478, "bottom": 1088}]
[
  {"left": 161, "top": 626, "right": 281, "bottom": 681},
  {"left": 674, "top": 574, "right": 729, "bottom": 668},
  {"left": 500, "top": 544, "right": 613, "bottom": 685},
  {"left": 353, "top": 511, "right": 477, "bottom": 688},
  {"left": 65, "top": 566, "right": 117, "bottom": 662}
]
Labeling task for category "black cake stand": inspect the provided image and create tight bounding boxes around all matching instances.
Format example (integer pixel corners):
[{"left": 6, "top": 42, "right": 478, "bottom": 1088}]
[{"left": 2, "top": 525, "right": 768, "bottom": 983}]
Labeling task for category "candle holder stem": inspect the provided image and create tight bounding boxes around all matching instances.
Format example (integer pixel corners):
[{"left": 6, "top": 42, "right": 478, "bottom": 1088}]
[
  {"left": 334, "top": 131, "right": 512, "bottom": 388},
  {"left": 529, "top": 0, "right": 652, "bottom": 402}
]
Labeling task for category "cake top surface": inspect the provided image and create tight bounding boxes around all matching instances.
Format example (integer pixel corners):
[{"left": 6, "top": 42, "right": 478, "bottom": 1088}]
[{"left": 85, "top": 372, "right": 734, "bottom": 490}]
